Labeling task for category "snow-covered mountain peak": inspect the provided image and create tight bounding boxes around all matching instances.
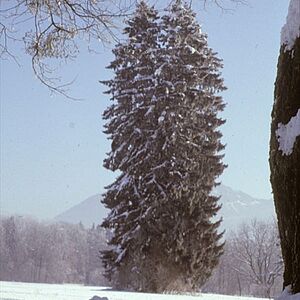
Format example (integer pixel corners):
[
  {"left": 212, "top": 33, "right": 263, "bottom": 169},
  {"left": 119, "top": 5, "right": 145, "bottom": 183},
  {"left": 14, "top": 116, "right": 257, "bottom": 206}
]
[{"left": 55, "top": 185, "right": 275, "bottom": 233}]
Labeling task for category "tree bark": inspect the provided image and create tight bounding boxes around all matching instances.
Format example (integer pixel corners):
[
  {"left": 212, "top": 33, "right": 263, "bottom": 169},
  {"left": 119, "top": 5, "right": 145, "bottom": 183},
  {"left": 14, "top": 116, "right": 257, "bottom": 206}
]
[{"left": 270, "top": 37, "right": 300, "bottom": 293}]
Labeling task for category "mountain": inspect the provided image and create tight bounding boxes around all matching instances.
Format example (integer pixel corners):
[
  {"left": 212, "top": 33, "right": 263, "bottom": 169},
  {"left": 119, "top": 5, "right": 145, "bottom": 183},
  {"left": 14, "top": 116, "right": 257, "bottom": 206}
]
[
  {"left": 54, "top": 185, "right": 276, "bottom": 232},
  {"left": 215, "top": 185, "right": 275, "bottom": 232},
  {"left": 54, "top": 194, "right": 108, "bottom": 228}
]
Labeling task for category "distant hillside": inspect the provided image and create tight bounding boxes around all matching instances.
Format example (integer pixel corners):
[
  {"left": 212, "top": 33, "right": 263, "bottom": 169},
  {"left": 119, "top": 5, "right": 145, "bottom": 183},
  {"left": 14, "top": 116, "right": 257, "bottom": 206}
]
[
  {"left": 54, "top": 194, "right": 108, "bottom": 228},
  {"left": 215, "top": 185, "right": 275, "bottom": 232},
  {"left": 55, "top": 185, "right": 276, "bottom": 231}
]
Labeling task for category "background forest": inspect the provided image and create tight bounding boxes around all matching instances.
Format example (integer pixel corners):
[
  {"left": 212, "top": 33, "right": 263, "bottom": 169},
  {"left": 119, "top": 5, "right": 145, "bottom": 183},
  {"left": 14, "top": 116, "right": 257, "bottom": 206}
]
[{"left": 0, "top": 216, "right": 282, "bottom": 298}]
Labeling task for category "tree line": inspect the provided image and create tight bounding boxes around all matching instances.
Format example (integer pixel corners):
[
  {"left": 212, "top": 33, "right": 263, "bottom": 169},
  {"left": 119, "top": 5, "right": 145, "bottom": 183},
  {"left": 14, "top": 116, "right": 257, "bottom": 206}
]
[
  {"left": 0, "top": 216, "right": 108, "bottom": 285},
  {"left": 0, "top": 216, "right": 282, "bottom": 298}
]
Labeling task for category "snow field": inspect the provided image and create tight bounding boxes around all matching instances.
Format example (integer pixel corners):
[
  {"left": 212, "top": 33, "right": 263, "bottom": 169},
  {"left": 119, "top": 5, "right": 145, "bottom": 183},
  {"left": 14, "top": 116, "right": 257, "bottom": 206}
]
[{"left": 0, "top": 281, "right": 269, "bottom": 300}]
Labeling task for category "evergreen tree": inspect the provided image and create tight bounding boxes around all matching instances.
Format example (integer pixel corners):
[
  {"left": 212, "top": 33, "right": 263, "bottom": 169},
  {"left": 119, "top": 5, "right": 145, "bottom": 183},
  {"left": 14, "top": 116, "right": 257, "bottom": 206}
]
[
  {"left": 101, "top": 1, "right": 161, "bottom": 290},
  {"left": 101, "top": 0, "right": 226, "bottom": 292},
  {"left": 146, "top": 1, "right": 226, "bottom": 290}
]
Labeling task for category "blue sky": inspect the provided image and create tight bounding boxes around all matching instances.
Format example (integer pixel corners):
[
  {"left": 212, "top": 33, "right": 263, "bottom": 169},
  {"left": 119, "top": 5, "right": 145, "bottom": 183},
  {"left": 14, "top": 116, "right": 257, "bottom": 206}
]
[{"left": 1, "top": 0, "right": 290, "bottom": 219}]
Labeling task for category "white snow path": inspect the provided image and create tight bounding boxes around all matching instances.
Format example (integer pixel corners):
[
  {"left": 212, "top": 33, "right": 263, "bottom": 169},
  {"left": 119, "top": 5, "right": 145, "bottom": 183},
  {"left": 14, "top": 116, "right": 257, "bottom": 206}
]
[
  {"left": 281, "top": 0, "right": 300, "bottom": 51},
  {"left": 276, "top": 109, "right": 300, "bottom": 156},
  {"left": 0, "top": 281, "right": 269, "bottom": 300}
]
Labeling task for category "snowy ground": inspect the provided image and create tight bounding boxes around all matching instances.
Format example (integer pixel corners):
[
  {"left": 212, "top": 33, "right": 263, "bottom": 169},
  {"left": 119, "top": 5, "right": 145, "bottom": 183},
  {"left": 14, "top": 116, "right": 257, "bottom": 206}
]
[{"left": 0, "top": 281, "right": 269, "bottom": 300}]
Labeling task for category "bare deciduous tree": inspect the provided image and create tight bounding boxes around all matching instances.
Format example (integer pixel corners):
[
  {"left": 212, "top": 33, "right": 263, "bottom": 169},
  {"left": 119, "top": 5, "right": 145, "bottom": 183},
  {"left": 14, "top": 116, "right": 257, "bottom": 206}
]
[
  {"left": 203, "top": 220, "right": 283, "bottom": 298},
  {"left": 0, "top": 216, "right": 108, "bottom": 285},
  {"left": 230, "top": 220, "right": 283, "bottom": 298},
  {"left": 0, "top": 0, "right": 135, "bottom": 97},
  {"left": 198, "top": 0, "right": 247, "bottom": 11}
]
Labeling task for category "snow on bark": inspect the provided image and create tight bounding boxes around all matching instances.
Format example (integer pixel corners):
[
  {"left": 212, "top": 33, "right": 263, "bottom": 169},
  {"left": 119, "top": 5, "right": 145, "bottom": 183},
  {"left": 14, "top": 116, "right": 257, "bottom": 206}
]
[
  {"left": 281, "top": 0, "right": 300, "bottom": 52},
  {"left": 276, "top": 109, "right": 300, "bottom": 155}
]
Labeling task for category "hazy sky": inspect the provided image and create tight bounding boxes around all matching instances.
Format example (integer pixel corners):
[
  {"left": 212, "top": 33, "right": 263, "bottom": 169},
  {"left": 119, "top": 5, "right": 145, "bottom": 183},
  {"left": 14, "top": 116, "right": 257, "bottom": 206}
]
[{"left": 1, "top": 1, "right": 290, "bottom": 219}]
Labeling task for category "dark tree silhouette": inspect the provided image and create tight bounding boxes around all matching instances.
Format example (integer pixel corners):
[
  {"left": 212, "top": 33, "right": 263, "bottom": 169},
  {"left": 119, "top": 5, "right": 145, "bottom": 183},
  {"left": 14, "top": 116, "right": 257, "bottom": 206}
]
[
  {"left": 101, "top": 0, "right": 226, "bottom": 292},
  {"left": 269, "top": 0, "right": 300, "bottom": 294}
]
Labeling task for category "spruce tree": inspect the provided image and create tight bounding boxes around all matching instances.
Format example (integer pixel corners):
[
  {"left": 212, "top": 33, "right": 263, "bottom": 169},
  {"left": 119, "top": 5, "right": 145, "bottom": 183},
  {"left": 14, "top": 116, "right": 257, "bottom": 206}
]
[
  {"left": 100, "top": 1, "right": 162, "bottom": 290},
  {"left": 147, "top": 1, "right": 226, "bottom": 290},
  {"left": 101, "top": 0, "right": 226, "bottom": 292}
]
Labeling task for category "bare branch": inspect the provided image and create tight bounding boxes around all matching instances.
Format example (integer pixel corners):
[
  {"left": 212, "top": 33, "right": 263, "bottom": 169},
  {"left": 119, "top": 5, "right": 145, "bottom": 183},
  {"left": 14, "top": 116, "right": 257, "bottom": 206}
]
[
  {"left": 200, "top": 0, "right": 248, "bottom": 12},
  {"left": 1, "top": 0, "right": 136, "bottom": 98},
  {"left": 229, "top": 220, "right": 283, "bottom": 297}
]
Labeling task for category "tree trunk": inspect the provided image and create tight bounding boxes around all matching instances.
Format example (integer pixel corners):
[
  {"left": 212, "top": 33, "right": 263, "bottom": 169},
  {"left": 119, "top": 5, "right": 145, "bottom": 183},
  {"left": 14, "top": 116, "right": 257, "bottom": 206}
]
[
  {"left": 236, "top": 272, "right": 242, "bottom": 296},
  {"left": 269, "top": 37, "right": 300, "bottom": 293}
]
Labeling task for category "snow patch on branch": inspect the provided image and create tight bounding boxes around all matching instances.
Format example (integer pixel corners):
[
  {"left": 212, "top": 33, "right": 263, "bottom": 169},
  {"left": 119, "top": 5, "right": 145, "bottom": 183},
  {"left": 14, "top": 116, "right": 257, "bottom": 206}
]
[
  {"left": 276, "top": 286, "right": 300, "bottom": 299},
  {"left": 276, "top": 109, "right": 300, "bottom": 155},
  {"left": 281, "top": 0, "right": 300, "bottom": 51}
]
